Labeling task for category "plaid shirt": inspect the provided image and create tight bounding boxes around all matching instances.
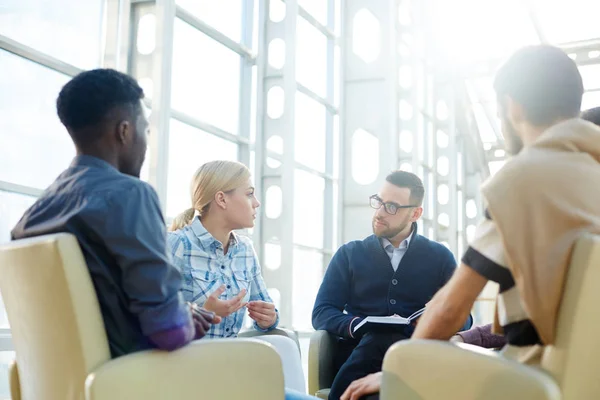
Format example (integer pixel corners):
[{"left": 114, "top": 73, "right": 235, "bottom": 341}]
[{"left": 167, "top": 217, "right": 278, "bottom": 338}]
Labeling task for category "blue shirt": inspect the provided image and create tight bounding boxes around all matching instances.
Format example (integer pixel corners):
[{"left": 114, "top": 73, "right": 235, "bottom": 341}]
[
  {"left": 381, "top": 233, "right": 411, "bottom": 272},
  {"left": 167, "top": 217, "right": 279, "bottom": 338},
  {"left": 11, "top": 155, "right": 191, "bottom": 357}
]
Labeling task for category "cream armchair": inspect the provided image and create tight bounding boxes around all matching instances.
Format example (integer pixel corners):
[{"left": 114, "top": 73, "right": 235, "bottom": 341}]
[
  {"left": 381, "top": 233, "right": 600, "bottom": 400},
  {"left": 0, "top": 234, "right": 285, "bottom": 400}
]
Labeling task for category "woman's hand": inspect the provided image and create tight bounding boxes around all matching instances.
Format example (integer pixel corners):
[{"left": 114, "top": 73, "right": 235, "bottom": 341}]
[
  {"left": 202, "top": 285, "right": 247, "bottom": 317},
  {"left": 247, "top": 301, "right": 277, "bottom": 329}
]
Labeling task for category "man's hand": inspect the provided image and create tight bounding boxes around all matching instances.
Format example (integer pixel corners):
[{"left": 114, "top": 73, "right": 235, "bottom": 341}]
[
  {"left": 247, "top": 300, "right": 277, "bottom": 329},
  {"left": 189, "top": 303, "right": 222, "bottom": 339},
  {"left": 203, "top": 285, "right": 248, "bottom": 317},
  {"left": 341, "top": 372, "right": 382, "bottom": 400}
]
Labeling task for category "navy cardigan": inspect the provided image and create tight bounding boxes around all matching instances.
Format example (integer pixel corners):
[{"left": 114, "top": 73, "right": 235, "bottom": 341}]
[{"left": 312, "top": 229, "right": 473, "bottom": 338}]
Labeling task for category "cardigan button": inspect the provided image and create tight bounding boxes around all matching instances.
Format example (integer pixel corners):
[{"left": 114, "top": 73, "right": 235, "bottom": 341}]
[
  {"left": 391, "top": 279, "right": 398, "bottom": 285},
  {"left": 389, "top": 299, "right": 396, "bottom": 305}
]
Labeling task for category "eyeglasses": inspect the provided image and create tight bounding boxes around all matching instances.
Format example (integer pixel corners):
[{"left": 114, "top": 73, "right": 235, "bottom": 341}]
[{"left": 369, "top": 195, "right": 417, "bottom": 215}]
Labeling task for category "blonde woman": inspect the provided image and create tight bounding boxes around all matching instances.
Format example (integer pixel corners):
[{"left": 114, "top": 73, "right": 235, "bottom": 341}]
[{"left": 167, "top": 160, "right": 307, "bottom": 394}]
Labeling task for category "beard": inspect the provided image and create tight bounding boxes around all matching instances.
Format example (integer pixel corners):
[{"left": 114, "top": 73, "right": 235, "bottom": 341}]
[
  {"left": 501, "top": 115, "right": 524, "bottom": 156},
  {"left": 372, "top": 216, "right": 412, "bottom": 239}
]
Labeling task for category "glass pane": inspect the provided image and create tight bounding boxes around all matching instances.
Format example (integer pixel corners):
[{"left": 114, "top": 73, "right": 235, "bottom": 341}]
[
  {"left": 176, "top": 0, "right": 243, "bottom": 42},
  {"left": 429, "top": 0, "right": 538, "bottom": 63},
  {"left": 296, "top": 17, "right": 327, "bottom": 98},
  {"left": 293, "top": 170, "right": 324, "bottom": 248},
  {"left": 292, "top": 247, "right": 323, "bottom": 331},
  {"left": 426, "top": 172, "right": 434, "bottom": 219},
  {"left": 250, "top": 65, "right": 258, "bottom": 142},
  {"left": 0, "top": 191, "right": 37, "bottom": 245},
  {"left": 473, "top": 299, "right": 495, "bottom": 326},
  {"left": 0, "top": 50, "right": 74, "bottom": 189},
  {"left": 140, "top": 148, "right": 151, "bottom": 183},
  {"left": 472, "top": 103, "right": 498, "bottom": 143},
  {"left": 295, "top": 92, "right": 326, "bottom": 172},
  {"left": 332, "top": 181, "right": 339, "bottom": 249},
  {"left": 468, "top": 77, "right": 495, "bottom": 103},
  {"left": 166, "top": 119, "right": 238, "bottom": 218},
  {"left": 579, "top": 65, "right": 600, "bottom": 91},
  {"left": 457, "top": 190, "right": 463, "bottom": 229},
  {"left": 488, "top": 160, "right": 505, "bottom": 177},
  {"left": 172, "top": 19, "right": 241, "bottom": 134},
  {"left": 0, "top": 0, "right": 103, "bottom": 69},
  {"left": 351, "top": 129, "right": 379, "bottom": 185},
  {"left": 532, "top": 0, "right": 600, "bottom": 44},
  {"left": 298, "top": 0, "right": 328, "bottom": 26},
  {"left": 352, "top": 9, "right": 381, "bottom": 63},
  {"left": 582, "top": 91, "right": 600, "bottom": 112},
  {"left": 457, "top": 152, "right": 463, "bottom": 186},
  {"left": 333, "top": 114, "right": 340, "bottom": 178}
]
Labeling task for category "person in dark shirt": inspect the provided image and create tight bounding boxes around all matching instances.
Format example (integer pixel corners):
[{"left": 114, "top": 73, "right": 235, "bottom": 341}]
[
  {"left": 312, "top": 171, "right": 472, "bottom": 399},
  {"left": 11, "top": 69, "right": 219, "bottom": 358}
]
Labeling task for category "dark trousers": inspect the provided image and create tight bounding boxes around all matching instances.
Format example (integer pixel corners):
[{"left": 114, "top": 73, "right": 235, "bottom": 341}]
[{"left": 328, "top": 331, "right": 408, "bottom": 400}]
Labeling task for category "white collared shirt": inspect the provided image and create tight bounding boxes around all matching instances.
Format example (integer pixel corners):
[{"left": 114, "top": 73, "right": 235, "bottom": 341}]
[{"left": 381, "top": 234, "right": 411, "bottom": 272}]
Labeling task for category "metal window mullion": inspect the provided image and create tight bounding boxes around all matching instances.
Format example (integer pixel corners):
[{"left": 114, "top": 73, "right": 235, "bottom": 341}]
[
  {"left": 297, "top": 6, "right": 336, "bottom": 39},
  {"left": 237, "top": 0, "right": 255, "bottom": 166},
  {"left": 322, "top": 0, "right": 336, "bottom": 268},
  {"left": 170, "top": 109, "right": 250, "bottom": 145},
  {"left": 278, "top": 0, "right": 299, "bottom": 328},
  {"left": 175, "top": 6, "right": 255, "bottom": 62},
  {"left": 148, "top": 0, "right": 176, "bottom": 210},
  {"left": 0, "top": 34, "right": 82, "bottom": 77},
  {"left": 0, "top": 181, "right": 43, "bottom": 198},
  {"left": 297, "top": 82, "right": 338, "bottom": 114},
  {"left": 252, "top": 0, "right": 268, "bottom": 261},
  {"left": 102, "top": 0, "right": 132, "bottom": 71}
]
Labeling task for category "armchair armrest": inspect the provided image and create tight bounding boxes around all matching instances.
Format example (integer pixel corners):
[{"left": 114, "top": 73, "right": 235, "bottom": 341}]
[
  {"left": 239, "top": 327, "right": 300, "bottom": 354},
  {"left": 9, "top": 360, "right": 21, "bottom": 400},
  {"left": 308, "top": 330, "right": 339, "bottom": 396},
  {"left": 85, "top": 339, "right": 285, "bottom": 400},
  {"left": 381, "top": 340, "right": 561, "bottom": 400}
]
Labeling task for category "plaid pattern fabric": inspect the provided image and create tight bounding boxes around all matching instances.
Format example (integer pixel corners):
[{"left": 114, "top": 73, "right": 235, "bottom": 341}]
[{"left": 167, "top": 217, "right": 278, "bottom": 337}]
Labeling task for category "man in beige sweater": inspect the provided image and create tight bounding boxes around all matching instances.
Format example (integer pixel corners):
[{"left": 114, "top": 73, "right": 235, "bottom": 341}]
[
  {"left": 342, "top": 46, "right": 600, "bottom": 400},
  {"left": 453, "top": 105, "right": 600, "bottom": 349}
]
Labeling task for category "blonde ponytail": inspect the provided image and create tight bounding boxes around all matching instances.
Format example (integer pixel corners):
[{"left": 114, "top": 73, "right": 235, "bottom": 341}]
[
  {"left": 170, "top": 207, "right": 195, "bottom": 231},
  {"left": 169, "top": 160, "right": 251, "bottom": 232}
]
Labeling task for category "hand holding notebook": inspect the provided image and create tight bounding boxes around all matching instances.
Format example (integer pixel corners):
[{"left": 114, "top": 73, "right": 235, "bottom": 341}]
[{"left": 353, "top": 307, "right": 426, "bottom": 334}]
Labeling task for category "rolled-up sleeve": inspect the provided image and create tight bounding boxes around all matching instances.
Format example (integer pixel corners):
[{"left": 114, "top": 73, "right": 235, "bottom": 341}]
[{"left": 104, "top": 182, "right": 191, "bottom": 336}]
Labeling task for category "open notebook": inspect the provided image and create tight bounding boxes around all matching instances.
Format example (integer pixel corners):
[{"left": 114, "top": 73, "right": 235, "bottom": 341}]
[{"left": 353, "top": 307, "right": 427, "bottom": 334}]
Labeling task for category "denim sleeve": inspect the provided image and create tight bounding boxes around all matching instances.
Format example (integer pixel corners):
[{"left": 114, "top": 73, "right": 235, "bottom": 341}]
[{"left": 104, "top": 182, "right": 191, "bottom": 337}]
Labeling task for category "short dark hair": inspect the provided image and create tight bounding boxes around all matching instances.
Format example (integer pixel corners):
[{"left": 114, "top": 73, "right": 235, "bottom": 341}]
[
  {"left": 56, "top": 68, "right": 144, "bottom": 144},
  {"left": 494, "top": 45, "right": 583, "bottom": 126},
  {"left": 385, "top": 170, "right": 425, "bottom": 206},
  {"left": 582, "top": 107, "right": 600, "bottom": 126}
]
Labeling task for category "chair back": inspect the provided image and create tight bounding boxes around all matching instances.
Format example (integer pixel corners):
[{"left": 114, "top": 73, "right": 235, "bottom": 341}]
[
  {"left": 0, "top": 234, "right": 111, "bottom": 400},
  {"left": 541, "top": 234, "right": 600, "bottom": 398}
]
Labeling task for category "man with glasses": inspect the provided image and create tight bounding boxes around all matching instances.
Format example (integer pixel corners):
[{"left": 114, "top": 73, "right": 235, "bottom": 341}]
[{"left": 312, "top": 171, "right": 472, "bottom": 399}]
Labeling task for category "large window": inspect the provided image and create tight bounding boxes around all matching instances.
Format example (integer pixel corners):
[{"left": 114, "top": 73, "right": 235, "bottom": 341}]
[
  {"left": 166, "top": 119, "right": 238, "bottom": 218},
  {"left": 171, "top": 19, "right": 241, "bottom": 134},
  {"left": 0, "top": 51, "right": 74, "bottom": 190}
]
